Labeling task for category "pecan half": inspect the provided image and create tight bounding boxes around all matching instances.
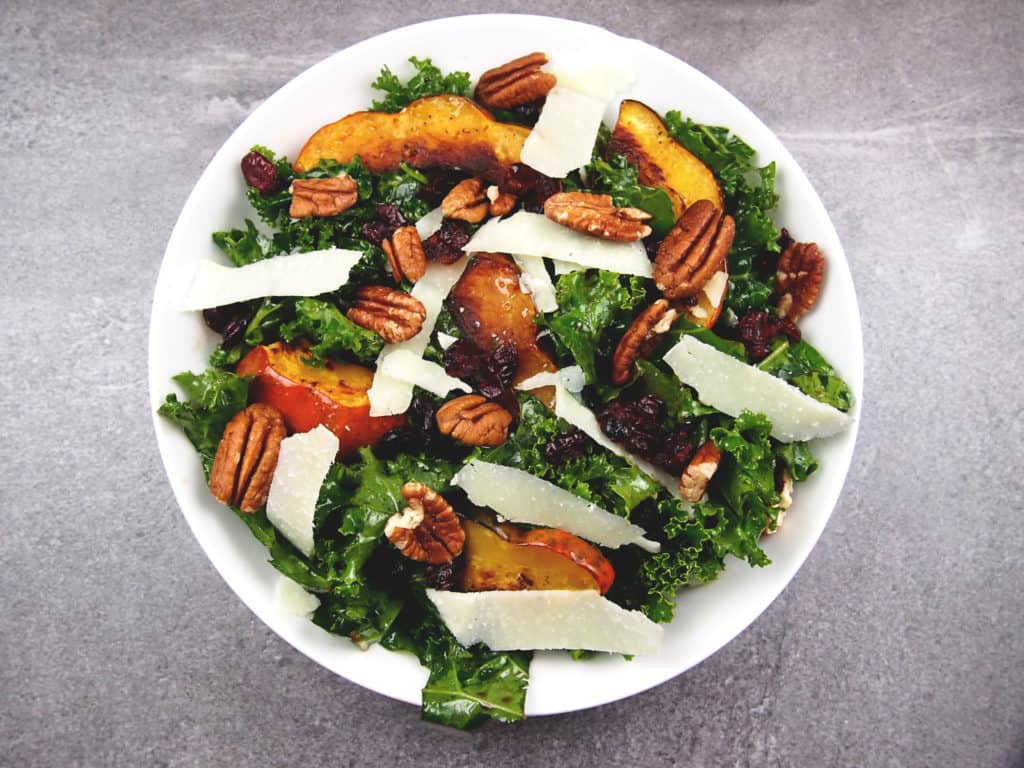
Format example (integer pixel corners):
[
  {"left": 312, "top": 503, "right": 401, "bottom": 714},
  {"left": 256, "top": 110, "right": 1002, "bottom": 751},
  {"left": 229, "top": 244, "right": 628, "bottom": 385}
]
[
  {"left": 611, "top": 299, "right": 678, "bottom": 385},
  {"left": 209, "top": 404, "right": 286, "bottom": 513},
  {"left": 544, "top": 192, "right": 652, "bottom": 242},
  {"left": 475, "top": 52, "right": 557, "bottom": 110},
  {"left": 441, "top": 178, "right": 490, "bottom": 223},
  {"left": 765, "top": 470, "right": 794, "bottom": 534},
  {"left": 775, "top": 241, "right": 825, "bottom": 321},
  {"left": 435, "top": 394, "right": 513, "bottom": 446},
  {"left": 384, "top": 482, "right": 465, "bottom": 564},
  {"left": 678, "top": 440, "right": 722, "bottom": 502},
  {"left": 346, "top": 285, "right": 427, "bottom": 343},
  {"left": 288, "top": 175, "right": 358, "bottom": 218},
  {"left": 654, "top": 200, "right": 735, "bottom": 299},
  {"left": 382, "top": 225, "right": 427, "bottom": 284},
  {"left": 485, "top": 184, "right": 517, "bottom": 217}
]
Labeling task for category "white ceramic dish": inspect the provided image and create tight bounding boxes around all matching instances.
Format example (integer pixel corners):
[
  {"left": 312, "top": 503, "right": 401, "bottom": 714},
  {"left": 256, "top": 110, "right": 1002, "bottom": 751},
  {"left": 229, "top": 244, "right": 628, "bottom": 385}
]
[{"left": 148, "top": 14, "right": 862, "bottom": 717}]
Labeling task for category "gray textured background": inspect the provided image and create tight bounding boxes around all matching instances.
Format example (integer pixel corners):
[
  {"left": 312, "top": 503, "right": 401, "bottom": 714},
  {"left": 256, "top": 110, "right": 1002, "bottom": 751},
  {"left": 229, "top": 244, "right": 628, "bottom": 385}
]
[{"left": 2, "top": 1, "right": 1022, "bottom": 766}]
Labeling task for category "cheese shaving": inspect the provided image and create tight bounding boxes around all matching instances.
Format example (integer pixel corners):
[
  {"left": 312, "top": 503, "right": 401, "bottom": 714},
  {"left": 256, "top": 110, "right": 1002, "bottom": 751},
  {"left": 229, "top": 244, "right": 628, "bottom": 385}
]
[
  {"left": 512, "top": 254, "right": 558, "bottom": 312},
  {"left": 182, "top": 248, "right": 362, "bottom": 311},
  {"left": 426, "top": 589, "right": 663, "bottom": 655},
  {"left": 452, "top": 460, "right": 660, "bottom": 552},
  {"left": 378, "top": 349, "right": 470, "bottom": 397},
  {"left": 663, "top": 336, "right": 850, "bottom": 443},
  {"left": 463, "top": 212, "right": 652, "bottom": 277}
]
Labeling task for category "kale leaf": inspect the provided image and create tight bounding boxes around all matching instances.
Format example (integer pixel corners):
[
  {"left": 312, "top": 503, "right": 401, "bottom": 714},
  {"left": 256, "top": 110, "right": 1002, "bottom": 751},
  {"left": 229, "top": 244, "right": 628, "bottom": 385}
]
[
  {"left": 663, "top": 113, "right": 781, "bottom": 316},
  {"left": 370, "top": 56, "right": 473, "bottom": 113},
  {"left": 479, "top": 396, "right": 660, "bottom": 518},
  {"left": 586, "top": 153, "right": 676, "bottom": 238},
  {"left": 543, "top": 270, "right": 649, "bottom": 387},
  {"left": 157, "top": 369, "right": 249, "bottom": 474},
  {"left": 757, "top": 339, "right": 854, "bottom": 412},
  {"left": 279, "top": 298, "right": 384, "bottom": 365}
]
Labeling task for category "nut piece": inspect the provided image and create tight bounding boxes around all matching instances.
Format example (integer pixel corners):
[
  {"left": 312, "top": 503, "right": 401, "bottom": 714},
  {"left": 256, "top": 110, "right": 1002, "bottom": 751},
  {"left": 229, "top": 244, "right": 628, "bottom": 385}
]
[
  {"left": 775, "top": 241, "right": 825, "bottom": 321},
  {"left": 544, "top": 192, "right": 652, "bottom": 242},
  {"left": 442, "top": 178, "right": 490, "bottom": 223},
  {"left": 382, "top": 225, "right": 427, "bottom": 284},
  {"left": 436, "top": 394, "right": 513, "bottom": 446},
  {"left": 385, "top": 482, "right": 465, "bottom": 564},
  {"left": 654, "top": 200, "right": 736, "bottom": 299},
  {"left": 765, "top": 470, "right": 794, "bottom": 534},
  {"left": 486, "top": 184, "right": 517, "bottom": 217},
  {"left": 289, "top": 175, "right": 359, "bottom": 218},
  {"left": 475, "top": 51, "right": 557, "bottom": 110},
  {"left": 678, "top": 440, "right": 722, "bottom": 502},
  {"left": 611, "top": 299, "right": 679, "bottom": 385},
  {"left": 346, "top": 285, "right": 427, "bottom": 343},
  {"left": 209, "top": 404, "right": 286, "bottom": 513}
]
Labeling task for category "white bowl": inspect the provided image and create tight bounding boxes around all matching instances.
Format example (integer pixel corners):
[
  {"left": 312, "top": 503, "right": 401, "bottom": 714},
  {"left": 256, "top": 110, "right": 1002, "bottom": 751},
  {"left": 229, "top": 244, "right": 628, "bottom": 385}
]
[{"left": 148, "top": 14, "right": 862, "bottom": 717}]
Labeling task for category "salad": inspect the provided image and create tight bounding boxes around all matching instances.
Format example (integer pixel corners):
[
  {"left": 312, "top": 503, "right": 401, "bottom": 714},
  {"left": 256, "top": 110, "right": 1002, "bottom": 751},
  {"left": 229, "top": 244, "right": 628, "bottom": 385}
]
[{"left": 159, "top": 53, "right": 854, "bottom": 729}]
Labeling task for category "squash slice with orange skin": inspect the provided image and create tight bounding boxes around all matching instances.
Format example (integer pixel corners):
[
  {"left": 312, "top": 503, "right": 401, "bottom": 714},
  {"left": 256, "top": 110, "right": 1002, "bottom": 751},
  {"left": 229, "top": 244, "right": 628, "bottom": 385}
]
[
  {"left": 236, "top": 341, "right": 404, "bottom": 458},
  {"left": 607, "top": 99, "right": 723, "bottom": 219},
  {"left": 458, "top": 519, "right": 615, "bottom": 595},
  {"left": 294, "top": 95, "right": 530, "bottom": 182}
]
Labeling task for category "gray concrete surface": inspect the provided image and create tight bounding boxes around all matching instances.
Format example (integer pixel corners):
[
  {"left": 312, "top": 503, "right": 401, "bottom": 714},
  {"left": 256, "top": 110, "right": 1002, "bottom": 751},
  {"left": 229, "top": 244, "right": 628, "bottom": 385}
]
[{"left": 2, "top": 1, "right": 1022, "bottom": 766}]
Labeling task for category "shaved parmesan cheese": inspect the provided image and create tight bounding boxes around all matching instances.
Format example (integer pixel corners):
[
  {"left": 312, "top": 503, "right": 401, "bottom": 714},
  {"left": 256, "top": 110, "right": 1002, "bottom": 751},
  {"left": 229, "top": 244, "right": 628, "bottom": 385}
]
[
  {"left": 378, "top": 349, "right": 470, "bottom": 397},
  {"left": 182, "top": 248, "right": 362, "bottom": 311},
  {"left": 452, "top": 460, "right": 659, "bottom": 552},
  {"left": 515, "top": 365, "right": 585, "bottom": 394},
  {"left": 463, "top": 212, "right": 652, "bottom": 277},
  {"left": 415, "top": 206, "right": 444, "bottom": 240},
  {"left": 426, "top": 589, "right": 663, "bottom": 655},
  {"left": 266, "top": 425, "right": 338, "bottom": 557},
  {"left": 512, "top": 254, "right": 558, "bottom": 312},
  {"left": 368, "top": 259, "right": 469, "bottom": 416},
  {"left": 274, "top": 576, "right": 320, "bottom": 618},
  {"left": 554, "top": 383, "right": 682, "bottom": 496},
  {"left": 552, "top": 258, "right": 581, "bottom": 275},
  {"left": 703, "top": 270, "right": 728, "bottom": 309},
  {"left": 436, "top": 332, "right": 458, "bottom": 350},
  {"left": 547, "top": 65, "right": 635, "bottom": 100},
  {"left": 663, "top": 336, "right": 851, "bottom": 442},
  {"left": 520, "top": 86, "right": 606, "bottom": 178}
]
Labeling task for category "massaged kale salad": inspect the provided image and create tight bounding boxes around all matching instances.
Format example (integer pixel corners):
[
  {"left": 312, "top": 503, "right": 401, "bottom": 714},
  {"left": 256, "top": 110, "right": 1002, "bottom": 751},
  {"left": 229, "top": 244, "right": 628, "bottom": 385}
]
[{"left": 160, "top": 55, "right": 854, "bottom": 728}]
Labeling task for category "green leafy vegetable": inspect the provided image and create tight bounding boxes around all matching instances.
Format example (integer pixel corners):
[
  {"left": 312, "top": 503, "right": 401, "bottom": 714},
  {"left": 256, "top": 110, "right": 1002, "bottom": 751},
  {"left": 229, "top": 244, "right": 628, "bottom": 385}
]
[
  {"left": 776, "top": 441, "right": 818, "bottom": 482},
  {"left": 279, "top": 298, "right": 384, "bottom": 365},
  {"left": 710, "top": 411, "right": 780, "bottom": 565},
  {"left": 634, "top": 359, "right": 715, "bottom": 420},
  {"left": 212, "top": 219, "right": 274, "bottom": 266},
  {"left": 479, "top": 397, "right": 660, "bottom": 518},
  {"left": 758, "top": 339, "right": 854, "bottom": 411},
  {"left": 370, "top": 56, "right": 473, "bottom": 113},
  {"left": 663, "top": 113, "right": 780, "bottom": 316},
  {"left": 157, "top": 370, "right": 249, "bottom": 473},
  {"left": 586, "top": 153, "right": 676, "bottom": 238},
  {"left": 543, "top": 270, "right": 649, "bottom": 387}
]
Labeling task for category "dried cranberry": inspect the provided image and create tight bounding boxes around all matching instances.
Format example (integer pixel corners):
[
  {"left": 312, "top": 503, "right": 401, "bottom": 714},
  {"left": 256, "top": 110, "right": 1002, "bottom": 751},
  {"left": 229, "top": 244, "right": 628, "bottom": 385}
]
[
  {"left": 405, "top": 393, "right": 438, "bottom": 447},
  {"left": 596, "top": 395, "right": 664, "bottom": 459},
  {"left": 361, "top": 203, "right": 407, "bottom": 247},
  {"left": 443, "top": 339, "right": 518, "bottom": 398},
  {"left": 240, "top": 151, "right": 280, "bottom": 194},
  {"left": 420, "top": 170, "right": 462, "bottom": 205},
  {"left": 202, "top": 301, "right": 256, "bottom": 347},
  {"left": 425, "top": 559, "right": 458, "bottom": 590},
  {"left": 736, "top": 310, "right": 802, "bottom": 361},
  {"left": 423, "top": 219, "right": 470, "bottom": 264},
  {"left": 374, "top": 427, "right": 414, "bottom": 458},
  {"left": 442, "top": 339, "right": 482, "bottom": 379},
  {"left": 544, "top": 429, "right": 591, "bottom": 465},
  {"left": 654, "top": 427, "right": 696, "bottom": 476},
  {"left": 501, "top": 163, "right": 563, "bottom": 213},
  {"left": 777, "top": 227, "right": 795, "bottom": 252}
]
